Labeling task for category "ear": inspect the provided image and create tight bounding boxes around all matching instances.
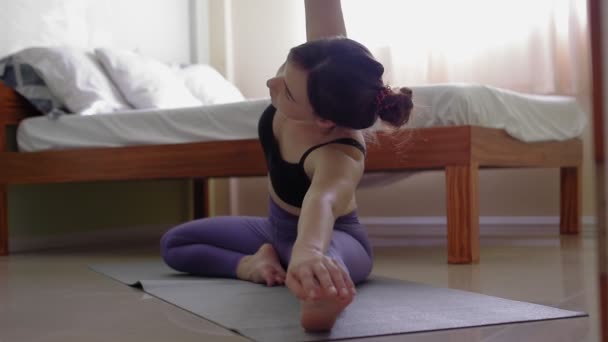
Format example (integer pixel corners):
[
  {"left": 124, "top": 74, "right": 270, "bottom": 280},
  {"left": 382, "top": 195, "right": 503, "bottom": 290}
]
[{"left": 316, "top": 118, "right": 336, "bottom": 130}]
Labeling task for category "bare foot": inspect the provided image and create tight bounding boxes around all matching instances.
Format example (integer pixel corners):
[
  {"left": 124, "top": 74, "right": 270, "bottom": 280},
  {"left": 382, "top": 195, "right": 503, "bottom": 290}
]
[
  {"left": 300, "top": 289, "right": 354, "bottom": 332},
  {"left": 236, "top": 244, "right": 286, "bottom": 286}
]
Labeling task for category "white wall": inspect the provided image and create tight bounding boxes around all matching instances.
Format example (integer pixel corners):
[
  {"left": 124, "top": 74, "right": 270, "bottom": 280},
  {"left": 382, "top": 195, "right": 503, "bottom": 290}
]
[
  {"left": 85, "top": 0, "right": 193, "bottom": 63},
  {"left": 0, "top": 0, "right": 206, "bottom": 64},
  {"left": 210, "top": 0, "right": 306, "bottom": 95}
]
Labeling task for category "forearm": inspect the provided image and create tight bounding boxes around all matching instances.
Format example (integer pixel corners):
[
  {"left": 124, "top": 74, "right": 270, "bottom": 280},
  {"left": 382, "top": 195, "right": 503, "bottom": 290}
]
[
  {"left": 304, "top": 0, "right": 347, "bottom": 41},
  {"left": 293, "top": 193, "right": 336, "bottom": 254}
]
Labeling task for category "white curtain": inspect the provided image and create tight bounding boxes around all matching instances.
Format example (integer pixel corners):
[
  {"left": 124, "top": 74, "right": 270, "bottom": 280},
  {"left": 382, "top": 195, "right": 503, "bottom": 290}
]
[{"left": 342, "top": 0, "right": 589, "bottom": 96}]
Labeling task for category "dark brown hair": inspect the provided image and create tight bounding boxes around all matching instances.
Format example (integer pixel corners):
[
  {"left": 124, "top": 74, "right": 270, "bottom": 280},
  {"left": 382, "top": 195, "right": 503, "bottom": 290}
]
[{"left": 287, "top": 37, "right": 412, "bottom": 129}]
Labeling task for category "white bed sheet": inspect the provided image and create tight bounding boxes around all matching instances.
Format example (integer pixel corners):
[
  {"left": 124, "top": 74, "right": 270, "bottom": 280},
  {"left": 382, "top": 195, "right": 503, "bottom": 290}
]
[
  {"left": 17, "top": 83, "right": 587, "bottom": 153},
  {"left": 17, "top": 99, "right": 270, "bottom": 152},
  {"left": 406, "top": 84, "right": 587, "bottom": 142}
]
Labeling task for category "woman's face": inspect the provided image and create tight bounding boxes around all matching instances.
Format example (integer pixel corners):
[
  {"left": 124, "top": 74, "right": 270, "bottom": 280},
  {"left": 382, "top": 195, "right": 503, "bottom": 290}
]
[{"left": 266, "top": 61, "right": 316, "bottom": 123}]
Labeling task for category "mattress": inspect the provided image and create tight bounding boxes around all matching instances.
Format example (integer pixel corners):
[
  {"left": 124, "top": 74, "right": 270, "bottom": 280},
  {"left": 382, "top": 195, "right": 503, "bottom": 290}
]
[
  {"left": 17, "top": 84, "right": 587, "bottom": 152},
  {"left": 17, "top": 99, "right": 270, "bottom": 152},
  {"left": 407, "top": 84, "right": 587, "bottom": 142}
]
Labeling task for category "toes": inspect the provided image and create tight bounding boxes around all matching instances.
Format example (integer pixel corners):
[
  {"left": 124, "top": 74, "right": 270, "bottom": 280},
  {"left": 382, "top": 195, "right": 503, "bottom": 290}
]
[
  {"left": 261, "top": 267, "right": 275, "bottom": 286},
  {"left": 261, "top": 266, "right": 287, "bottom": 287}
]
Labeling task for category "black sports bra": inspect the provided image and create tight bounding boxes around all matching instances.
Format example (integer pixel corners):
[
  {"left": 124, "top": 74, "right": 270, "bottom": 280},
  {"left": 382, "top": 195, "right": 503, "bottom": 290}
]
[{"left": 258, "top": 105, "right": 366, "bottom": 208}]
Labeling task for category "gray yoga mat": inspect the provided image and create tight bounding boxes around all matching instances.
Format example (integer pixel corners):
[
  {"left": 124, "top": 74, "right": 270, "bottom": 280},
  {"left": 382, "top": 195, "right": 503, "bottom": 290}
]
[{"left": 90, "top": 261, "right": 587, "bottom": 342}]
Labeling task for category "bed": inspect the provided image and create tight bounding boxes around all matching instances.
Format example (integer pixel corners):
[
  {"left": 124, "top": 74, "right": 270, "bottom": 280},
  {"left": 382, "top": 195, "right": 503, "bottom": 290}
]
[{"left": 0, "top": 80, "right": 584, "bottom": 264}]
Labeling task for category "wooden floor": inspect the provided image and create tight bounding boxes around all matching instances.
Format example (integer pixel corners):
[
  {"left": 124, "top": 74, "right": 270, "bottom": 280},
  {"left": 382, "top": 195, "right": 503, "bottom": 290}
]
[{"left": 0, "top": 227, "right": 599, "bottom": 341}]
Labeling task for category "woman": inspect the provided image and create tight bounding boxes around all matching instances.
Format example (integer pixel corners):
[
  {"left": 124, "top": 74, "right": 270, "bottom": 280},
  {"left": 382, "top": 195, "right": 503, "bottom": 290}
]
[{"left": 160, "top": 0, "right": 413, "bottom": 331}]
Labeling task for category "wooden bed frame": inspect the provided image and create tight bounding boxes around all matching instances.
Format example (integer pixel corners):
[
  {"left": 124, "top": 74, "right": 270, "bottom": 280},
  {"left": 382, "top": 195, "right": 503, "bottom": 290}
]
[{"left": 0, "top": 82, "right": 583, "bottom": 263}]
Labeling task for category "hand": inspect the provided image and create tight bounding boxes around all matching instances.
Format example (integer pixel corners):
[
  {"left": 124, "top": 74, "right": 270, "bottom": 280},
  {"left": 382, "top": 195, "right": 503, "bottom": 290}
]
[{"left": 286, "top": 247, "right": 356, "bottom": 302}]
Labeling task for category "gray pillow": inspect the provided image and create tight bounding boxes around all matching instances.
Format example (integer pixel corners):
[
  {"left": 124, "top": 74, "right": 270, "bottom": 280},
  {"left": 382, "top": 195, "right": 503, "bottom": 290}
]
[{"left": 0, "top": 56, "right": 68, "bottom": 117}]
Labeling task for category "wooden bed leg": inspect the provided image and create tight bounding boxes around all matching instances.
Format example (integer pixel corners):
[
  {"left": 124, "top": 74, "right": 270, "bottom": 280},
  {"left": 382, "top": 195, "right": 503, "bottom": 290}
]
[
  {"left": 0, "top": 122, "right": 7, "bottom": 255},
  {"left": 560, "top": 166, "right": 581, "bottom": 234},
  {"left": 445, "top": 164, "right": 480, "bottom": 264},
  {"left": 193, "top": 178, "right": 210, "bottom": 219},
  {"left": 0, "top": 184, "right": 8, "bottom": 256}
]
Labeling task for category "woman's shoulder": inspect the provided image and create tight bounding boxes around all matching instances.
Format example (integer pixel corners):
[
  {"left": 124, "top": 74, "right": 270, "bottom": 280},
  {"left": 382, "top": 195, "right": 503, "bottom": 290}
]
[
  {"left": 320, "top": 129, "right": 365, "bottom": 158},
  {"left": 303, "top": 132, "right": 366, "bottom": 178},
  {"left": 327, "top": 136, "right": 365, "bottom": 162}
]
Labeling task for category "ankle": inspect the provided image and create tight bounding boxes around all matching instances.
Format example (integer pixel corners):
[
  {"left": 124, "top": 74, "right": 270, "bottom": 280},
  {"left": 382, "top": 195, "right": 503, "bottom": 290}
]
[{"left": 236, "top": 255, "right": 252, "bottom": 279}]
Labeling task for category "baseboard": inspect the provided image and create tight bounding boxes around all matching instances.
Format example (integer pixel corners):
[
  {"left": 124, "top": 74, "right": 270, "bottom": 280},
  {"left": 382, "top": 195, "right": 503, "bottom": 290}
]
[
  {"left": 360, "top": 215, "right": 596, "bottom": 227},
  {"left": 9, "top": 224, "right": 171, "bottom": 253},
  {"left": 8, "top": 216, "right": 596, "bottom": 252},
  {"left": 362, "top": 216, "right": 596, "bottom": 247}
]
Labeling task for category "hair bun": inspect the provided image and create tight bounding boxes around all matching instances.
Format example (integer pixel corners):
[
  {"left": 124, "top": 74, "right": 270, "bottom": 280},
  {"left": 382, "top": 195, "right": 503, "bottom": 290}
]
[
  {"left": 399, "top": 87, "right": 413, "bottom": 98},
  {"left": 377, "top": 87, "right": 413, "bottom": 127}
]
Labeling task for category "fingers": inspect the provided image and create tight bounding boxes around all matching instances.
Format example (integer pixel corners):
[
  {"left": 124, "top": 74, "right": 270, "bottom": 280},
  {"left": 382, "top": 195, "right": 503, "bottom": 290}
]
[
  {"left": 286, "top": 272, "right": 308, "bottom": 300},
  {"left": 312, "top": 263, "right": 337, "bottom": 297},
  {"left": 288, "top": 258, "right": 357, "bottom": 301},
  {"left": 338, "top": 262, "right": 356, "bottom": 295},
  {"left": 287, "top": 266, "right": 321, "bottom": 300},
  {"left": 298, "top": 267, "right": 321, "bottom": 299},
  {"left": 324, "top": 259, "right": 349, "bottom": 298},
  {"left": 322, "top": 258, "right": 356, "bottom": 299}
]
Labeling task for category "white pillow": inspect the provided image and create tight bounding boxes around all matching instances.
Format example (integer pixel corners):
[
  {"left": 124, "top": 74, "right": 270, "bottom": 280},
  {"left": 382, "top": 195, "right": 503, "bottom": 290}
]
[
  {"left": 95, "top": 48, "right": 202, "bottom": 109},
  {"left": 13, "top": 46, "right": 132, "bottom": 115},
  {"left": 175, "top": 64, "right": 245, "bottom": 105}
]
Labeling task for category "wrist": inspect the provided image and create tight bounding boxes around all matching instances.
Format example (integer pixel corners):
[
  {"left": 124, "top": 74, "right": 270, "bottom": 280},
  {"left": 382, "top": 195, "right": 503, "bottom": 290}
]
[{"left": 292, "top": 240, "right": 323, "bottom": 256}]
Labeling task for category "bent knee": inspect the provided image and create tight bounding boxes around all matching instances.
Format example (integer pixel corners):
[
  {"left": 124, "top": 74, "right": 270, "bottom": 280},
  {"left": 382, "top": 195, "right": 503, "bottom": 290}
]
[
  {"left": 159, "top": 231, "right": 192, "bottom": 273},
  {"left": 333, "top": 252, "right": 373, "bottom": 285},
  {"left": 352, "top": 256, "right": 373, "bottom": 284},
  {"left": 159, "top": 226, "right": 186, "bottom": 260}
]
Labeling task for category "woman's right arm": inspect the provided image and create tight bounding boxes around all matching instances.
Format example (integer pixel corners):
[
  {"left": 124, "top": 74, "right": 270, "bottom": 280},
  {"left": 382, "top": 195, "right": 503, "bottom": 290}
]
[{"left": 304, "top": 0, "right": 347, "bottom": 41}]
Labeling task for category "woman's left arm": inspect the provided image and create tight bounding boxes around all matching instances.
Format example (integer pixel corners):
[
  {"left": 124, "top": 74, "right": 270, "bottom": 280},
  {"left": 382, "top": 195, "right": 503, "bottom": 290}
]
[
  {"left": 287, "top": 147, "right": 363, "bottom": 300},
  {"left": 304, "top": 0, "right": 347, "bottom": 41}
]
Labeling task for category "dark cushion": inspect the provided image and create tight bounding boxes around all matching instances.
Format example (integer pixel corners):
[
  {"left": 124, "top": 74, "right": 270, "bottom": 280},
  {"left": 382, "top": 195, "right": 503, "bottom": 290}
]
[{"left": 0, "top": 56, "right": 69, "bottom": 117}]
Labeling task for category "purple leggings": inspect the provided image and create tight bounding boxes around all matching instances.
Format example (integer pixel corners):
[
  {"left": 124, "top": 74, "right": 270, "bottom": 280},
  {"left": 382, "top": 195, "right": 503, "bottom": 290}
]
[{"left": 160, "top": 197, "right": 373, "bottom": 284}]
